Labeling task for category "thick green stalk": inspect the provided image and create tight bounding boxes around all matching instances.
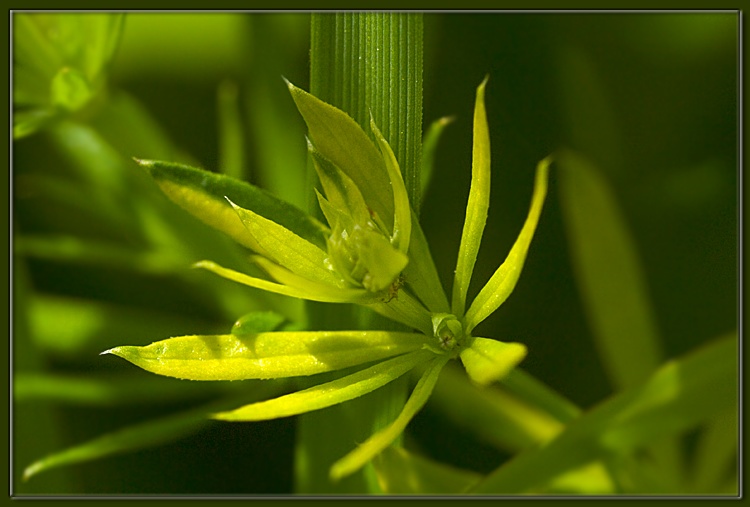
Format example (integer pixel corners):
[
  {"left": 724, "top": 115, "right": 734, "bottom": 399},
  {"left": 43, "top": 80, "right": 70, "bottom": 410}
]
[{"left": 295, "top": 12, "right": 423, "bottom": 494}]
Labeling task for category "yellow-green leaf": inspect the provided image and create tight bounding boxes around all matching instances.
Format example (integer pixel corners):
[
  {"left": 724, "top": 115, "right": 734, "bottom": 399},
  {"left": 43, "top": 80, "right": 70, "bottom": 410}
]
[
  {"left": 286, "top": 78, "right": 394, "bottom": 229},
  {"left": 102, "top": 330, "right": 431, "bottom": 381},
  {"left": 452, "top": 77, "right": 491, "bottom": 317},
  {"left": 464, "top": 156, "right": 550, "bottom": 333},
  {"left": 330, "top": 355, "right": 450, "bottom": 480},
  {"left": 136, "top": 158, "right": 328, "bottom": 252},
  {"left": 420, "top": 116, "right": 454, "bottom": 205},
  {"left": 403, "top": 216, "right": 450, "bottom": 313},
  {"left": 459, "top": 337, "right": 528, "bottom": 386},
  {"left": 227, "top": 198, "right": 341, "bottom": 286},
  {"left": 370, "top": 116, "right": 412, "bottom": 254},
  {"left": 213, "top": 349, "right": 433, "bottom": 421},
  {"left": 309, "top": 141, "right": 371, "bottom": 229},
  {"left": 251, "top": 255, "right": 376, "bottom": 303}
]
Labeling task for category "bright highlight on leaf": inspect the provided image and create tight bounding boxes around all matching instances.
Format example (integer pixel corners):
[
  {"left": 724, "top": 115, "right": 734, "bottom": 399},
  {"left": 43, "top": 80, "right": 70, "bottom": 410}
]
[
  {"left": 102, "top": 331, "right": 430, "bottom": 381},
  {"left": 460, "top": 337, "right": 528, "bottom": 386},
  {"left": 452, "top": 76, "right": 491, "bottom": 318}
]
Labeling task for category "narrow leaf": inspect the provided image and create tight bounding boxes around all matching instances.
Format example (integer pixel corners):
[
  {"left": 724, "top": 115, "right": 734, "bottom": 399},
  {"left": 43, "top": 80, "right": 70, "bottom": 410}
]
[
  {"left": 557, "top": 150, "right": 662, "bottom": 390},
  {"left": 330, "top": 355, "right": 450, "bottom": 480},
  {"left": 373, "top": 446, "right": 480, "bottom": 495},
  {"left": 227, "top": 198, "right": 341, "bottom": 286},
  {"left": 136, "top": 158, "right": 328, "bottom": 251},
  {"left": 194, "top": 260, "right": 349, "bottom": 303},
  {"left": 464, "top": 156, "right": 550, "bottom": 333},
  {"left": 22, "top": 384, "right": 285, "bottom": 481},
  {"left": 452, "top": 77, "right": 491, "bottom": 317},
  {"left": 420, "top": 116, "right": 454, "bottom": 206},
  {"left": 370, "top": 116, "right": 412, "bottom": 254},
  {"left": 459, "top": 337, "right": 527, "bottom": 386},
  {"left": 23, "top": 399, "right": 219, "bottom": 481},
  {"left": 102, "top": 330, "right": 431, "bottom": 381},
  {"left": 403, "top": 216, "right": 450, "bottom": 313},
  {"left": 213, "top": 349, "right": 433, "bottom": 421},
  {"left": 286, "top": 78, "right": 394, "bottom": 228},
  {"left": 251, "top": 256, "right": 375, "bottom": 303}
]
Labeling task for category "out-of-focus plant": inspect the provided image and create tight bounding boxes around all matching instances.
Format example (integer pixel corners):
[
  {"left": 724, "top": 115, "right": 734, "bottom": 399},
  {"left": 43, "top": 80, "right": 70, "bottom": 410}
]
[{"left": 13, "top": 13, "right": 123, "bottom": 138}]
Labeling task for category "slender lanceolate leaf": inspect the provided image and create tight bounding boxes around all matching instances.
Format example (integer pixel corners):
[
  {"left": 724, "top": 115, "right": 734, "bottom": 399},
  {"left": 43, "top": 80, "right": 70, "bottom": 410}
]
[
  {"left": 452, "top": 77, "right": 491, "bottom": 317},
  {"left": 227, "top": 198, "right": 341, "bottom": 286},
  {"left": 464, "top": 156, "right": 551, "bottom": 333},
  {"left": 420, "top": 116, "right": 454, "bottom": 206},
  {"left": 24, "top": 405, "right": 211, "bottom": 481},
  {"left": 373, "top": 447, "right": 480, "bottom": 494},
  {"left": 194, "top": 260, "right": 364, "bottom": 303},
  {"left": 22, "top": 384, "right": 286, "bottom": 481},
  {"left": 472, "top": 333, "right": 737, "bottom": 494},
  {"left": 403, "top": 217, "right": 450, "bottom": 313},
  {"left": 459, "top": 337, "right": 527, "bottom": 386},
  {"left": 251, "top": 256, "right": 376, "bottom": 303},
  {"left": 330, "top": 355, "right": 450, "bottom": 480},
  {"left": 102, "top": 330, "right": 431, "bottom": 381},
  {"left": 136, "top": 158, "right": 328, "bottom": 251},
  {"left": 557, "top": 150, "right": 662, "bottom": 390},
  {"left": 286, "top": 78, "right": 394, "bottom": 228},
  {"left": 213, "top": 350, "right": 433, "bottom": 421},
  {"left": 370, "top": 117, "right": 411, "bottom": 254}
]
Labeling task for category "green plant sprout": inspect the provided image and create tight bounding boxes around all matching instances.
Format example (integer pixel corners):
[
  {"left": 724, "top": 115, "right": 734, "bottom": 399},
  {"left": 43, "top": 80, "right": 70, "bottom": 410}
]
[{"left": 102, "top": 77, "right": 550, "bottom": 480}]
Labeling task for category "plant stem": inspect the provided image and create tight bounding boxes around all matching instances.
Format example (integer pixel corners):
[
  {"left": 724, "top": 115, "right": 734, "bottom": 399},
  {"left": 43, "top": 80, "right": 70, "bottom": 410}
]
[{"left": 295, "top": 12, "right": 423, "bottom": 494}]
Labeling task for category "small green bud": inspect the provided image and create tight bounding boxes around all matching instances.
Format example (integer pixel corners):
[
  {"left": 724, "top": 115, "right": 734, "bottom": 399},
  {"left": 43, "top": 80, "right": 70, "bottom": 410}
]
[{"left": 431, "top": 313, "right": 465, "bottom": 352}]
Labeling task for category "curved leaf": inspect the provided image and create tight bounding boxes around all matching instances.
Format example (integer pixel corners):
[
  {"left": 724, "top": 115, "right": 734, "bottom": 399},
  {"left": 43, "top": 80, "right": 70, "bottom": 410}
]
[
  {"left": 370, "top": 116, "right": 412, "bottom": 254},
  {"left": 227, "top": 198, "right": 341, "bottom": 286},
  {"left": 464, "top": 156, "right": 551, "bottom": 333},
  {"left": 102, "top": 330, "right": 431, "bottom": 381},
  {"left": 213, "top": 349, "right": 433, "bottom": 421},
  {"left": 194, "top": 260, "right": 370, "bottom": 304},
  {"left": 330, "top": 355, "right": 450, "bottom": 481}
]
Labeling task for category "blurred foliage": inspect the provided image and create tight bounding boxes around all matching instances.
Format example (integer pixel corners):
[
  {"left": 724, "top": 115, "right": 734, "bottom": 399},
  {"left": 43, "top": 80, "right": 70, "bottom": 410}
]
[{"left": 12, "top": 12, "right": 737, "bottom": 495}]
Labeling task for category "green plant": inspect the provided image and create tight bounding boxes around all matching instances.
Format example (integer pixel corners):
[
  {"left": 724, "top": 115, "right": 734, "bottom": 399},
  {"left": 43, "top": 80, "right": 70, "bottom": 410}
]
[{"left": 13, "top": 11, "right": 738, "bottom": 496}]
